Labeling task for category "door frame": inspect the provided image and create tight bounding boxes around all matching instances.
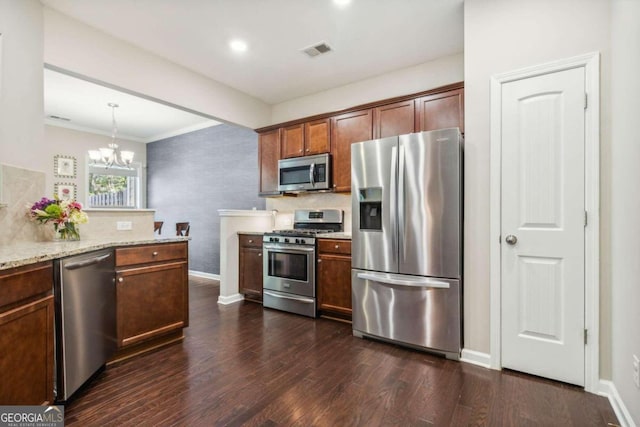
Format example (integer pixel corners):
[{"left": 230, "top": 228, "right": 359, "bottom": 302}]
[{"left": 489, "top": 52, "right": 600, "bottom": 392}]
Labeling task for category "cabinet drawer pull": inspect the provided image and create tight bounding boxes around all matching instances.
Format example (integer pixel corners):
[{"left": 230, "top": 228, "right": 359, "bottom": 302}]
[
  {"left": 248, "top": 239, "right": 253, "bottom": 243},
  {"left": 258, "top": 253, "right": 262, "bottom": 257},
  {"left": 118, "top": 277, "right": 124, "bottom": 283},
  {"left": 152, "top": 251, "right": 159, "bottom": 256},
  {"left": 335, "top": 245, "right": 340, "bottom": 249}
]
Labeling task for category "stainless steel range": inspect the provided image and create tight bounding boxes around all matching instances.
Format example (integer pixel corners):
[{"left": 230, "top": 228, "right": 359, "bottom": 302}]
[{"left": 263, "top": 209, "right": 343, "bottom": 317}]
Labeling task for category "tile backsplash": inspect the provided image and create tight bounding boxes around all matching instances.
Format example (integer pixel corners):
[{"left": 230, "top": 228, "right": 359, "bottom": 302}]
[
  {"left": 266, "top": 192, "right": 352, "bottom": 232},
  {"left": 0, "top": 164, "right": 155, "bottom": 246},
  {"left": 0, "top": 164, "right": 50, "bottom": 245}
]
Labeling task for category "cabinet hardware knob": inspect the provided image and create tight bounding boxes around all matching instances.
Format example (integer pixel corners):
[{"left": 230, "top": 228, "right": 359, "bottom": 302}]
[
  {"left": 299, "top": 149, "right": 302, "bottom": 152},
  {"left": 317, "top": 259, "right": 322, "bottom": 263},
  {"left": 152, "top": 251, "right": 159, "bottom": 256},
  {"left": 118, "top": 277, "right": 123, "bottom": 283},
  {"left": 258, "top": 253, "right": 262, "bottom": 257},
  {"left": 248, "top": 239, "right": 253, "bottom": 243},
  {"left": 335, "top": 245, "right": 340, "bottom": 249},
  {"left": 306, "top": 148, "right": 310, "bottom": 152}
]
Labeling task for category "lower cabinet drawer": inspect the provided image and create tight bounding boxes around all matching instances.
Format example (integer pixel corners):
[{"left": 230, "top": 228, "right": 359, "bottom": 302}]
[{"left": 116, "top": 242, "right": 187, "bottom": 267}]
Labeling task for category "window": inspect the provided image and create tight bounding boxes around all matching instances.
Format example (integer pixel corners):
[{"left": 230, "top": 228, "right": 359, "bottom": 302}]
[{"left": 87, "top": 163, "right": 142, "bottom": 208}]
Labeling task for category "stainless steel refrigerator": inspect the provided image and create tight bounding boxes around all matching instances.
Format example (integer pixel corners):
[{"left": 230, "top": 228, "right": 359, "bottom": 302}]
[{"left": 351, "top": 128, "right": 462, "bottom": 359}]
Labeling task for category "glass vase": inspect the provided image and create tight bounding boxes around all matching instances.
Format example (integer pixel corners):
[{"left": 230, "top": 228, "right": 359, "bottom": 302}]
[{"left": 54, "top": 222, "right": 81, "bottom": 241}]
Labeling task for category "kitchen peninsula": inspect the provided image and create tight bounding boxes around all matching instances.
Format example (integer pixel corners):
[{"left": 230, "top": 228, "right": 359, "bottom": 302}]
[{"left": 0, "top": 236, "right": 189, "bottom": 405}]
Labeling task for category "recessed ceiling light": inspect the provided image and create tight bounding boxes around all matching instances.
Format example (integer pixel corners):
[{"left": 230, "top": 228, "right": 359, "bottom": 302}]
[
  {"left": 333, "top": 0, "right": 351, "bottom": 7},
  {"left": 229, "top": 39, "right": 248, "bottom": 53}
]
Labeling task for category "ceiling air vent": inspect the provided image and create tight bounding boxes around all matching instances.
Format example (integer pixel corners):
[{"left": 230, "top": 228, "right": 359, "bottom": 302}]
[
  {"left": 47, "top": 115, "right": 71, "bottom": 122},
  {"left": 301, "top": 42, "right": 333, "bottom": 58}
]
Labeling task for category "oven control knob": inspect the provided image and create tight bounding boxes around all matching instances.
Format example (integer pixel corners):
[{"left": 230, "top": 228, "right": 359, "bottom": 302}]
[
  {"left": 295, "top": 238, "right": 300, "bottom": 244},
  {"left": 284, "top": 238, "right": 290, "bottom": 243}
]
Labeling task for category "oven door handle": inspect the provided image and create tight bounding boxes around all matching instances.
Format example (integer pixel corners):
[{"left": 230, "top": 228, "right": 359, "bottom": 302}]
[
  {"left": 263, "top": 290, "right": 315, "bottom": 304},
  {"left": 263, "top": 244, "right": 316, "bottom": 252},
  {"left": 309, "top": 162, "right": 316, "bottom": 187}
]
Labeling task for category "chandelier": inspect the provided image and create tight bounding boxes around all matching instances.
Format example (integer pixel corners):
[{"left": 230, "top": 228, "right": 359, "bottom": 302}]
[{"left": 88, "top": 103, "right": 135, "bottom": 168}]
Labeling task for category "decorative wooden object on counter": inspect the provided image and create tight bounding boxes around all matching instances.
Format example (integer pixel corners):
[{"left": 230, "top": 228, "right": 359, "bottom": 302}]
[
  {"left": 0, "top": 261, "right": 54, "bottom": 405},
  {"left": 238, "top": 234, "right": 263, "bottom": 302},
  {"left": 317, "top": 238, "right": 352, "bottom": 320},
  {"left": 255, "top": 82, "right": 464, "bottom": 196},
  {"left": 113, "top": 242, "right": 189, "bottom": 359}
]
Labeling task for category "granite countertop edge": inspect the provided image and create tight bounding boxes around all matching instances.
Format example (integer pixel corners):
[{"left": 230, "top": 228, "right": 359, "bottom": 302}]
[
  {"left": 316, "top": 232, "right": 352, "bottom": 240},
  {"left": 0, "top": 236, "right": 190, "bottom": 271}
]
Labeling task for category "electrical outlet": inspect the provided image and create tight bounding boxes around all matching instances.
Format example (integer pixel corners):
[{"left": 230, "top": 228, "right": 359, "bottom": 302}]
[
  {"left": 633, "top": 354, "right": 640, "bottom": 389},
  {"left": 116, "top": 221, "right": 132, "bottom": 231}
]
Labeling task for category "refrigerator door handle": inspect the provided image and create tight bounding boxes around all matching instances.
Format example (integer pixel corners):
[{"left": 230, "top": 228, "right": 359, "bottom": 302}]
[
  {"left": 398, "top": 144, "right": 406, "bottom": 259},
  {"left": 356, "top": 272, "right": 450, "bottom": 289},
  {"left": 390, "top": 145, "right": 398, "bottom": 256}
]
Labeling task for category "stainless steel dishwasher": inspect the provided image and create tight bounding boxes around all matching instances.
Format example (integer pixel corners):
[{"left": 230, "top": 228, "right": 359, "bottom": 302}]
[{"left": 54, "top": 248, "right": 116, "bottom": 402}]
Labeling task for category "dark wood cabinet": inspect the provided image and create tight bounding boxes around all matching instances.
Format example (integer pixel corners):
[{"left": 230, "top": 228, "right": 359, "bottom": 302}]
[
  {"left": 238, "top": 234, "right": 263, "bottom": 302},
  {"left": 258, "top": 128, "right": 282, "bottom": 196},
  {"left": 256, "top": 83, "right": 464, "bottom": 196},
  {"left": 415, "top": 88, "right": 464, "bottom": 133},
  {"left": 373, "top": 99, "right": 415, "bottom": 139},
  {"left": 0, "top": 262, "right": 54, "bottom": 405},
  {"left": 317, "top": 239, "right": 352, "bottom": 319},
  {"left": 330, "top": 109, "right": 373, "bottom": 192},
  {"left": 281, "top": 123, "right": 305, "bottom": 158},
  {"left": 304, "top": 118, "right": 331, "bottom": 155},
  {"left": 281, "top": 119, "right": 331, "bottom": 159},
  {"left": 115, "top": 242, "right": 188, "bottom": 350}
]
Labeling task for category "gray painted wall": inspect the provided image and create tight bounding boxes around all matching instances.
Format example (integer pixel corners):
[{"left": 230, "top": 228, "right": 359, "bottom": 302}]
[{"left": 147, "top": 124, "right": 265, "bottom": 274}]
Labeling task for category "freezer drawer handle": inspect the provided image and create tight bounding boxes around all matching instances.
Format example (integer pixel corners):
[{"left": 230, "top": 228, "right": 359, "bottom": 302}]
[
  {"left": 356, "top": 272, "right": 450, "bottom": 289},
  {"left": 64, "top": 253, "right": 112, "bottom": 270},
  {"left": 263, "top": 290, "right": 314, "bottom": 304}
]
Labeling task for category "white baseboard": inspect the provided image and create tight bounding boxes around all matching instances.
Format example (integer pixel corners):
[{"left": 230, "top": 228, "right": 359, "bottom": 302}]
[
  {"left": 460, "top": 348, "right": 492, "bottom": 369},
  {"left": 217, "top": 293, "right": 244, "bottom": 305},
  {"left": 189, "top": 270, "right": 220, "bottom": 281},
  {"left": 598, "top": 380, "right": 636, "bottom": 427}
]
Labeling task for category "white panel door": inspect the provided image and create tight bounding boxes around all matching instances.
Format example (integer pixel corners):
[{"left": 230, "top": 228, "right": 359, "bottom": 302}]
[{"left": 501, "top": 67, "right": 585, "bottom": 386}]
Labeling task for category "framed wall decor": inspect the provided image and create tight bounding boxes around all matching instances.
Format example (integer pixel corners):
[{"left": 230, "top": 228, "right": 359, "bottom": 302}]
[
  {"left": 54, "top": 155, "right": 77, "bottom": 178},
  {"left": 54, "top": 183, "right": 77, "bottom": 201}
]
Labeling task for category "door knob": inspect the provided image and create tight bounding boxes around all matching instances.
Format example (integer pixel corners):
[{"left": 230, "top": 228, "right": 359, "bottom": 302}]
[{"left": 505, "top": 235, "right": 518, "bottom": 245}]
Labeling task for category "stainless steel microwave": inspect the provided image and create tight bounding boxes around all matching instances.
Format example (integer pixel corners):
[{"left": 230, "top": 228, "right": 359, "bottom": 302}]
[{"left": 278, "top": 153, "right": 331, "bottom": 192}]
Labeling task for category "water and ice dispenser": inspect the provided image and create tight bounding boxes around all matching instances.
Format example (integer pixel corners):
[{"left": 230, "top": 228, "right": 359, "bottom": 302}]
[{"left": 358, "top": 187, "right": 382, "bottom": 231}]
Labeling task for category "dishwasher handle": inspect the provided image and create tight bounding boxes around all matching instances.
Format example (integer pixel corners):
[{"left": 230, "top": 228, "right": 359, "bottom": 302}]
[{"left": 64, "top": 253, "right": 112, "bottom": 270}]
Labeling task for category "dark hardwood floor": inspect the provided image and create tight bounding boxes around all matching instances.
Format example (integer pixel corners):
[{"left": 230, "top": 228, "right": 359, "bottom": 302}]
[{"left": 64, "top": 276, "right": 619, "bottom": 426}]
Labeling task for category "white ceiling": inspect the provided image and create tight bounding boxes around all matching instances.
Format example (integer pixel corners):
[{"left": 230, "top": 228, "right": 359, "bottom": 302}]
[
  {"left": 42, "top": 0, "right": 464, "bottom": 105},
  {"left": 44, "top": 69, "right": 221, "bottom": 143}
]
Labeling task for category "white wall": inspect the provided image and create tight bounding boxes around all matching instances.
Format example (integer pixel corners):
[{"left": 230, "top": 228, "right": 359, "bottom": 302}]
[
  {"left": 0, "top": 0, "right": 43, "bottom": 172},
  {"left": 43, "top": 8, "right": 271, "bottom": 130},
  {"left": 44, "top": 125, "right": 147, "bottom": 205},
  {"left": 464, "top": 0, "right": 612, "bottom": 372},
  {"left": 271, "top": 53, "right": 464, "bottom": 124},
  {"left": 610, "top": 0, "right": 640, "bottom": 423}
]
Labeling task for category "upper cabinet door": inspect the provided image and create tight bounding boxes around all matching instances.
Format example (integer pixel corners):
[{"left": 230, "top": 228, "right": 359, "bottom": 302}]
[
  {"left": 330, "top": 109, "right": 373, "bottom": 193},
  {"left": 415, "top": 88, "right": 464, "bottom": 133},
  {"left": 281, "top": 123, "right": 305, "bottom": 159},
  {"left": 373, "top": 100, "right": 415, "bottom": 139},
  {"left": 258, "top": 129, "right": 281, "bottom": 196},
  {"left": 304, "top": 118, "right": 331, "bottom": 156}
]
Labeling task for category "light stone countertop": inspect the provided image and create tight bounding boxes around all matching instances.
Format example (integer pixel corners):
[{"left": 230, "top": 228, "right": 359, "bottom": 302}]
[
  {"left": 316, "top": 232, "right": 352, "bottom": 240},
  {"left": 237, "top": 231, "right": 267, "bottom": 236},
  {"left": 0, "top": 236, "right": 190, "bottom": 270}
]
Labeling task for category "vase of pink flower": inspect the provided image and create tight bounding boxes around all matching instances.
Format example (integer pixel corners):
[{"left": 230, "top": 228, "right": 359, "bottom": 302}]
[{"left": 28, "top": 197, "right": 89, "bottom": 241}]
